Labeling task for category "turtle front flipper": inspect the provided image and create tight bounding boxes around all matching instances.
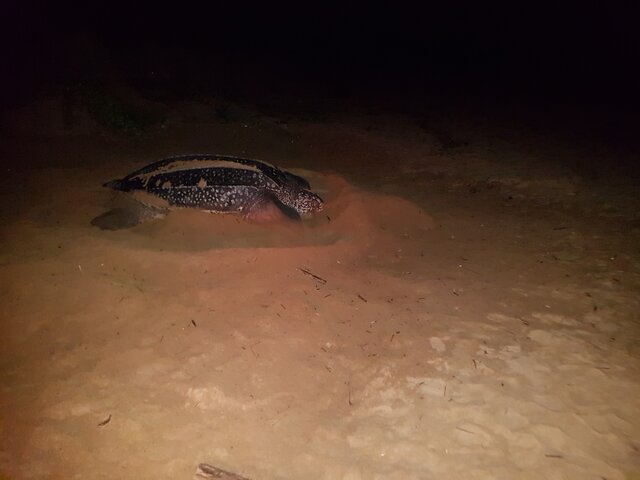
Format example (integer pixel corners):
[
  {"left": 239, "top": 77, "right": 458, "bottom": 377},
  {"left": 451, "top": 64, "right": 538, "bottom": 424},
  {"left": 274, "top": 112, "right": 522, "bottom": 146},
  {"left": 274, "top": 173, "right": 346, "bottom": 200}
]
[{"left": 242, "top": 192, "right": 301, "bottom": 223}]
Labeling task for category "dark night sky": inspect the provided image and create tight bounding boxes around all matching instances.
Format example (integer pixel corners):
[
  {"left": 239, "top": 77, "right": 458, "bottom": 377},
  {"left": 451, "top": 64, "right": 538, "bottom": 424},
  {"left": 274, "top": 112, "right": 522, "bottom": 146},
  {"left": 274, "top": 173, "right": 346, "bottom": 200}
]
[{"left": 3, "top": 2, "right": 639, "bottom": 133}]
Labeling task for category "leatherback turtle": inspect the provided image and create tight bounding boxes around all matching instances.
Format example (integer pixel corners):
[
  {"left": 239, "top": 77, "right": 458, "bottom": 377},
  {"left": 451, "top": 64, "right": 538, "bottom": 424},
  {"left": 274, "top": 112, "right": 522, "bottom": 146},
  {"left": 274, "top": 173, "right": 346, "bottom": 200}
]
[{"left": 92, "top": 154, "right": 323, "bottom": 229}]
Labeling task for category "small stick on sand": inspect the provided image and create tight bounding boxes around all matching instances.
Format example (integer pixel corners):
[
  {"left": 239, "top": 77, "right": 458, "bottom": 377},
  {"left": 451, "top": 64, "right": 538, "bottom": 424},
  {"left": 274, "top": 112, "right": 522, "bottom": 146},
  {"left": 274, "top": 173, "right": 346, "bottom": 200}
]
[
  {"left": 97, "top": 414, "right": 111, "bottom": 427},
  {"left": 299, "top": 268, "right": 327, "bottom": 284},
  {"left": 357, "top": 294, "right": 368, "bottom": 303},
  {"left": 456, "top": 426, "right": 475, "bottom": 434},
  {"left": 195, "top": 463, "right": 252, "bottom": 480}
]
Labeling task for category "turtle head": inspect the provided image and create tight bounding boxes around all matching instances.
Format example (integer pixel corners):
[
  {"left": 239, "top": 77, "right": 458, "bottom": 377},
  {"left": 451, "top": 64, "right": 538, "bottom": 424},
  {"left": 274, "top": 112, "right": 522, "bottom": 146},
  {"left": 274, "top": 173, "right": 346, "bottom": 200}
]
[{"left": 293, "top": 189, "right": 324, "bottom": 214}]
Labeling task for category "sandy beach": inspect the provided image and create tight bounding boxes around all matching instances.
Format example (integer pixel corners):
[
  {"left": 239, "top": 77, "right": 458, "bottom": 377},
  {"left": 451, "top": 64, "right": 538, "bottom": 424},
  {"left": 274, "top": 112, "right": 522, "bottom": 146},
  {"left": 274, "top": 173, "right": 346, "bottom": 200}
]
[{"left": 1, "top": 105, "right": 639, "bottom": 479}]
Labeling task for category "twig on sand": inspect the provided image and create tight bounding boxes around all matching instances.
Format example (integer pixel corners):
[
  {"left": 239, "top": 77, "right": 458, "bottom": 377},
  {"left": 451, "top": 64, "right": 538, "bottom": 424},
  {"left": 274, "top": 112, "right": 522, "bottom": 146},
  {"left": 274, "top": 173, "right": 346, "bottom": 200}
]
[
  {"left": 195, "top": 463, "right": 252, "bottom": 480},
  {"left": 191, "top": 319, "right": 198, "bottom": 327},
  {"left": 97, "top": 414, "right": 112, "bottom": 427},
  {"left": 357, "top": 294, "right": 368, "bottom": 303},
  {"left": 544, "top": 454, "right": 564, "bottom": 459},
  {"left": 456, "top": 426, "right": 475, "bottom": 434},
  {"left": 348, "top": 374, "right": 354, "bottom": 406},
  {"left": 299, "top": 268, "right": 327, "bottom": 284}
]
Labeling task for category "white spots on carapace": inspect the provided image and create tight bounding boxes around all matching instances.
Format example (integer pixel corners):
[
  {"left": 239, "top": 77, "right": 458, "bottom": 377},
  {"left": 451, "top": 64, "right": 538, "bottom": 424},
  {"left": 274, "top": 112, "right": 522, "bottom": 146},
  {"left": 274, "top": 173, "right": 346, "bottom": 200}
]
[{"left": 131, "top": 159, "right": 262, "bottom": 184}]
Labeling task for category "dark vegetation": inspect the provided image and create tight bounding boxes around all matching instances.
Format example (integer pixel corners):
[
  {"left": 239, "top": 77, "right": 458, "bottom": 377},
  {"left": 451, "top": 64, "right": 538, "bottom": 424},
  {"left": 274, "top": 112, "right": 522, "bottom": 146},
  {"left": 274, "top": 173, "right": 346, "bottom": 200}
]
[{"left": 1, "top": 3, "right": 638, "bottom": 175}]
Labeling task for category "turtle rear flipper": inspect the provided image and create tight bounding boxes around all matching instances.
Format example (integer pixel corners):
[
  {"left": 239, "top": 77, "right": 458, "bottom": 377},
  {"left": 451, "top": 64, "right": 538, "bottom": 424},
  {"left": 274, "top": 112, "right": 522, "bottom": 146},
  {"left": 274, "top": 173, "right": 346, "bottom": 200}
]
[
  {"left": 91, "top": 204, "right": 167, "bottom": 230},
  {"left": 242, "top": 192, "right": 301, "bottom": 223}
]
